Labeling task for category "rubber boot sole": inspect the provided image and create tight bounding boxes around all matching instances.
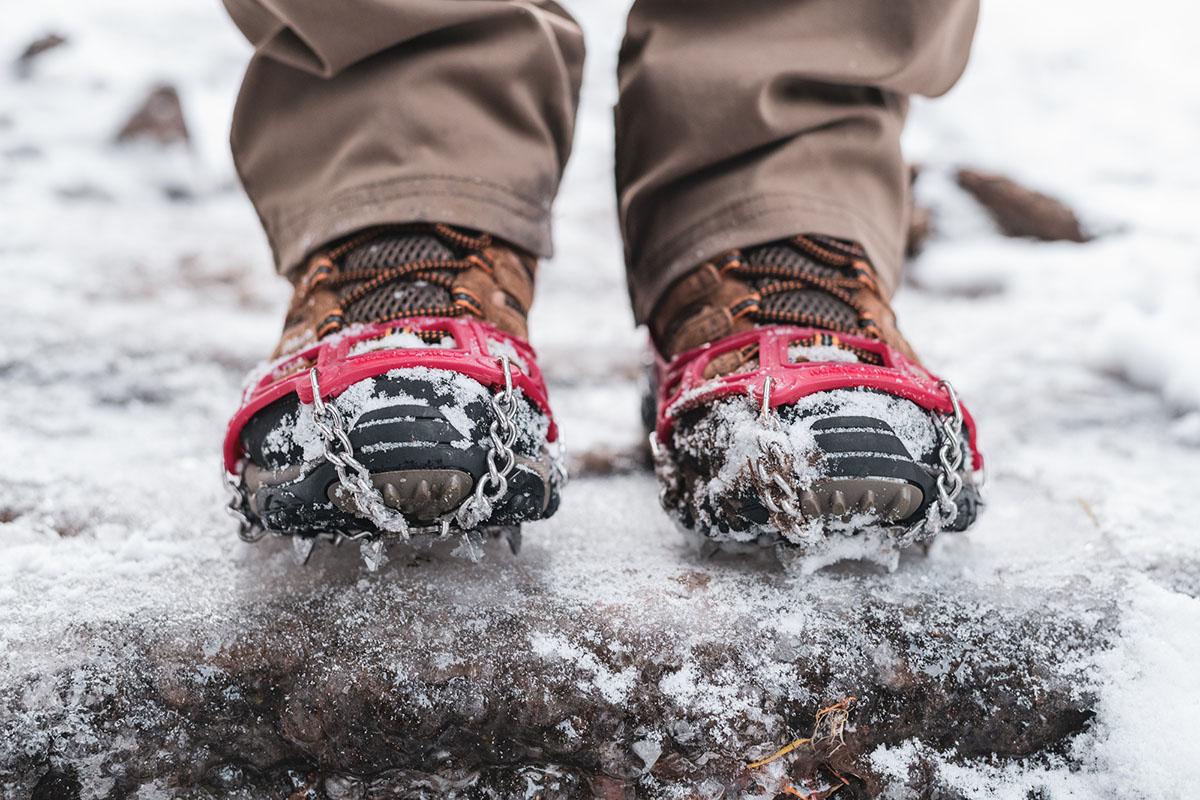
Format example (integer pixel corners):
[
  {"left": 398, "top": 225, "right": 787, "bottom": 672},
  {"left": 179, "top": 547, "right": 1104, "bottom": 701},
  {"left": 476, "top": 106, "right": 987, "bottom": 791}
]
[
  {"left": 237, "top": 371, "right": 560, "bottom": 539},
  {"left": 656, "top": 395, "right": 981, "bottom": 547}
]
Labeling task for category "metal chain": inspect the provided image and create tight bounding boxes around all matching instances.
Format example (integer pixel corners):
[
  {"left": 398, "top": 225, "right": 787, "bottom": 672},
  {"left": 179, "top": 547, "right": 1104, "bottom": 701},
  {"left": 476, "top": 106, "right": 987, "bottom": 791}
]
[
  {"left": 456, "top": 355, "right": 520, "bottom": 530},
  {"left": 224, "top": 469, "right": 266, "bottom": 542},
  {"left": 549, "top": 437, "right": 569, "bottom": 491},
  {"left": 932, "top": 379, "right": 966, "bottom": 526},
  {"left": 307, "top": 368, "right": 411, "bottom": 538},
  {"left": 750, "top": 438, "right": 804, "bottom": 527},
  {"left": 749, "top": 378, "right": 807, "bottom": 532},
  {"left": 746, "top": 377, "right": 969, "bottom": 533},
  {"left": 228, "top": 357, "right": 532, "bottom": 542},
  {"left": 648, "top": 430, "right": 677, "bottom": 509}
]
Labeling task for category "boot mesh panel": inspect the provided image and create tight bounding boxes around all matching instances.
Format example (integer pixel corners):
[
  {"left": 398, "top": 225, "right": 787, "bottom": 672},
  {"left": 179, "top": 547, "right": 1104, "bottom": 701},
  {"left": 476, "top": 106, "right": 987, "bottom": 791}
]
[
  {"left": 746, "top": 244, "right": 843, "bottom": 283},
  {"left": 758, "top": 289, "right": 858, "bottom": 329},
  {"left": 744, "top": 242, "right": 859, "bottom": 329},
  {"left": 342, "top": 234, "right": 456, "bottom": 324},
  {"left": 344, "top": 233, "right": 453, "bottom": 271},
  {"left": 347, "top": 280, "right": 451, "bottom": 323}
]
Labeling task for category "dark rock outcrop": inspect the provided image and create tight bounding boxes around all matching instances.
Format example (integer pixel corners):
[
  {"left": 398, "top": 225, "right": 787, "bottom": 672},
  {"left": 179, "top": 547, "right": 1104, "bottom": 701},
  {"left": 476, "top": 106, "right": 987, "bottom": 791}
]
[
  {"left": 0, "top": 499, "right": 1116, "bottom": 798},
  {"left": 956, "top": 168, "right": 1092, "bottom": 243}
]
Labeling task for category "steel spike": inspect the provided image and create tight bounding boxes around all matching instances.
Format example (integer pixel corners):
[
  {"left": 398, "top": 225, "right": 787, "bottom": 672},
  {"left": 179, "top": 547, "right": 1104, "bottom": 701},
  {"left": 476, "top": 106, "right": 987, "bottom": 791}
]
[
  {"left": 291, "top": 536, "right": 316, "bottom": 566},
  {"left": 504, "top": 525, "right": 522, "bottom": 556},
  {"left": 829, "top": 490, "right": 848, "bottom": 516}
]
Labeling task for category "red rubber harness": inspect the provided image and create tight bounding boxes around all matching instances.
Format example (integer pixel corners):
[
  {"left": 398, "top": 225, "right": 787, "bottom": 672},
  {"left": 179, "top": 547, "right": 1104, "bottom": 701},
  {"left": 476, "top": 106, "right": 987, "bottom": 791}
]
[
  {"left": 223, "top": 317, "right": 557, "bottom": 474},
  {"left": 653, "top": 325, "right": 983, "bottom": 472}
]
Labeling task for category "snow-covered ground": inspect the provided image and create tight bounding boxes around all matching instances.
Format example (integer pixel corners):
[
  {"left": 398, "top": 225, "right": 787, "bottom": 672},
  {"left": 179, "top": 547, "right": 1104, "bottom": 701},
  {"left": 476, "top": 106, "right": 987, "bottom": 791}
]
[{"left": 2, "top": 0, "right": 1199, "bottom": 797}]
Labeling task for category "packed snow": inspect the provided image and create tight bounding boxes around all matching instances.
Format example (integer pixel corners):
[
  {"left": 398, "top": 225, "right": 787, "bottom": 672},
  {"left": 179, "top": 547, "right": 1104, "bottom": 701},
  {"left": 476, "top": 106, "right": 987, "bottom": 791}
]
[
  {"left": 664, "top": 388, "right": 945, "bottom": 561},
  {"left": 261, "top": 366, "right": 510, "bottom": 463},
  {"left": 2, "top": 0, "right": 1199, "bottom": 796},
  {"left": 348, "top": 330, "right": 458, "bottom": 356}
]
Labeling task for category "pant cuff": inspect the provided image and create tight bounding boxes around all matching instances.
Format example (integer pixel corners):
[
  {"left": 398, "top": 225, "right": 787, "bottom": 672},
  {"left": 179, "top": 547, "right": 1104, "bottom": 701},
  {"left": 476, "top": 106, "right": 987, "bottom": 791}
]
[
  {"left": 628, "top": 192, "right": 904, "bottom": 324},
  {"left": 262, "top": 174, "right": 555, "bottom": 276}
]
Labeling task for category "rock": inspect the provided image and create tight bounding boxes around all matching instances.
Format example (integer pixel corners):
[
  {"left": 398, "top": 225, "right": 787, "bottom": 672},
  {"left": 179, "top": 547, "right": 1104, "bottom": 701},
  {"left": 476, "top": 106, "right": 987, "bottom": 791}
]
[
  {"left": 568, "top": 442, "right": 652, "bottom": 478},
  {"left": 956, "top": 168, "right": 1092, "bottom": 242},
  {"left": 0, "top": 500, "right": 1116, "bottom": 798},
  {"left": 14, "top": 33, "right": 67, "bottom": 78},
  {"left": 115, "top": 83, "right": 189, "bottom": 146},
  {"left": 905, "top": 204, "right": 933, "bottom": 258},
  {"left": 905, "top": 164, "right": 934, "bottom": 258}
]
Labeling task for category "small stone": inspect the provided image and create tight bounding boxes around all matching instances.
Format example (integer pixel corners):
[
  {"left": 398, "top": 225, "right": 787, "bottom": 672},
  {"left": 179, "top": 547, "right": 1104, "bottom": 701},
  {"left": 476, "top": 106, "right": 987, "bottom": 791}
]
[
  {"left": 323, "top": 775, "right": 364, "bottom": 800},
  {"left": 15, "top": 34, "right": 67, "bottom": 78},
  {"left": 588, "top": 774, "right": 629, "bottom": 800},
  {"left": 632, "top": 736, "right": 663, "bottom": 772},
  {"left": 957, "top": 167, "right": 1092, "bottom": 242},
  {"left": 115, "top": 84, "right": 189, "bottom": 146},
  {"left": 568, "top": 443, "right": 651, "bottom": 478}
]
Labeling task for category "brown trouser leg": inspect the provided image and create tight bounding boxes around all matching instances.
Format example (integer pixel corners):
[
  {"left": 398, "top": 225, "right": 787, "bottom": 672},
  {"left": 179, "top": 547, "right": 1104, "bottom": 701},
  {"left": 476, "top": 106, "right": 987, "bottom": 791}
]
[
  {"left": 222, "top": 0, "right": 585, "bottom": 275},
  {"left": 617, "top": 0, "right": 979, "bottom": 322},
  {"left": 224, "top": 0, "right": 976, "bottom": 322}
]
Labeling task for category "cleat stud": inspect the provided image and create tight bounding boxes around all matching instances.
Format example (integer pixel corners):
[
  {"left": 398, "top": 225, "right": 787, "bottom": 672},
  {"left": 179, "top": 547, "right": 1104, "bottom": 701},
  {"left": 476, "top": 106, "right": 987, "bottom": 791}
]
[
  {"left": 383, "top": 482, "right": 403, "bottom": 508},
  {"left": 829, "top": 490, "right": 848, "bottom": 517},
  {"left": 414, "top": 479, "right": 432, "bottom": 508},
  {"left": 885, "top": 485, "right": 919, "bottom": 520},
  {"left": 291, "top": 536, "right": 316, "bottom": 566},
  {"left": 799, "top": 490, "right": 821, "bottom": 519},
  {"left": 860, "top": 489, "right": 877, "bottom": 513},
  {"left": 442, "top": 475, "right": 462, "bottom": 506}
]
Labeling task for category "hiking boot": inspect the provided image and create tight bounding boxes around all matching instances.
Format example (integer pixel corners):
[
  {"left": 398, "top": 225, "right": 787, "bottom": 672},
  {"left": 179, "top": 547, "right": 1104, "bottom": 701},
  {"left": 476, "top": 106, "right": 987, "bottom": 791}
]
[
  {"left": 646, "top": 234, "right": 983, "bottom": 562},
  {"left": 223, "top": 224, "right": 565, "bottom": 562}
]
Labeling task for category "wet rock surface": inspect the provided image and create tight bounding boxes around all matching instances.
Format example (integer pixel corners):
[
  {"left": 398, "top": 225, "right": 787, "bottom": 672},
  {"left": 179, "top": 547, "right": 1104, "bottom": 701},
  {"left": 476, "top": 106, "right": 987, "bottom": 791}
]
[{"left": 0, "top": 498, "right": 1117, "bottom": 798}]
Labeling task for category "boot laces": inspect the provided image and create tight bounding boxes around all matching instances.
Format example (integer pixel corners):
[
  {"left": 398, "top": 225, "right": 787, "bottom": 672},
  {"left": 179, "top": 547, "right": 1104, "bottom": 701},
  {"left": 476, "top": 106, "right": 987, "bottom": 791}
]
[
  {"left": 719, "top": 234, "right": 881, "bottom": 339},
  {"left": 309, "top": 223, "right": 499, "bottom": 339},
  {"left": 718, "top": 234, "right": 886, "bottom": 366}
]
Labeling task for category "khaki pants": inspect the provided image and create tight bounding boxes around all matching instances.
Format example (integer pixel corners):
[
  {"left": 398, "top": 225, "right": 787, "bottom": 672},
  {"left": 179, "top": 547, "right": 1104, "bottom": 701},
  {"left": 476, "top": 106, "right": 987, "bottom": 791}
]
[{"left": 223, "top": 0, "right": 978, "bottom": 323}]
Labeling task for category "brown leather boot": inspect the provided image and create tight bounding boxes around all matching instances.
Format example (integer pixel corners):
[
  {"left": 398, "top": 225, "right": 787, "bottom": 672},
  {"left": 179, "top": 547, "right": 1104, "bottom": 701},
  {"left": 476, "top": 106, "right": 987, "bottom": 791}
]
[
  {"left": 274, "top": 223, "right": 538, "bottom": 358},
  {"left": 223, "top": 224, "right": 564, "bottom": 561},
  {"left": 647, "top": 234, "right": 983, "bottom": 562}
]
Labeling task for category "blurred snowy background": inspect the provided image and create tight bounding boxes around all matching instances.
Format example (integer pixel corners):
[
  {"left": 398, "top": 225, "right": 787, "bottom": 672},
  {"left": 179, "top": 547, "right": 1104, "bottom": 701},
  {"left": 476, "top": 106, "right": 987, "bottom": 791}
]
[{"left": 2, "top": 0, "right": 1199, "bottom": 797}]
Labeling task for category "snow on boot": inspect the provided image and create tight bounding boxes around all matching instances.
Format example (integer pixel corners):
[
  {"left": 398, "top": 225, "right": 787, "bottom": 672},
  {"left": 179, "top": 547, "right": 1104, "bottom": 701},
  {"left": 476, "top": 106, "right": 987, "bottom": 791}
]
[
  {"left": 223, "top": 224, "right": 565, "bottom": 557},
  {"left": 646, "top": 234, "right": 983, "bottom": 565}
]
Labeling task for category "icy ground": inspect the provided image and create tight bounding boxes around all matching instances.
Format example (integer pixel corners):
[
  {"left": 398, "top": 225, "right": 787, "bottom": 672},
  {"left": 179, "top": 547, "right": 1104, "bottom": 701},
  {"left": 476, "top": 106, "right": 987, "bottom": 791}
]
[{"left": 2, "top": 0, "right": 1199, "bottom": 797}]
